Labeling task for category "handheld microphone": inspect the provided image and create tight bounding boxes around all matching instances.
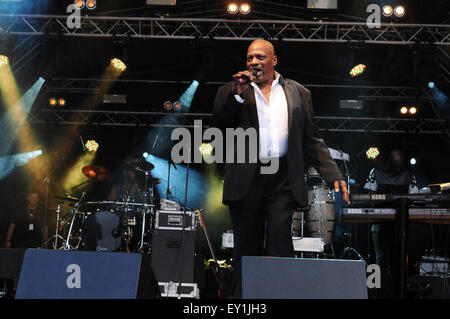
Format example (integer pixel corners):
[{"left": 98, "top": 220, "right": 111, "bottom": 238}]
[{"left": 234, "top": 70, "right": 258, "bottom": 85}]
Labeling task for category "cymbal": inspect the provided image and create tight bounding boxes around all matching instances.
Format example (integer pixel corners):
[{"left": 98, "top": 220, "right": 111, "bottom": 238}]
[
  {"left": 148, "top": 177, "right": 161, "bottom": 185},
  {"left": 54, "top": 195, "right": 79, "bottom": 202},
  {"left": 125, "top": 158, "right": 155, "bottom": 172},
  {"left": 82, "top": 165, "right": 111, "bottom": 181}
]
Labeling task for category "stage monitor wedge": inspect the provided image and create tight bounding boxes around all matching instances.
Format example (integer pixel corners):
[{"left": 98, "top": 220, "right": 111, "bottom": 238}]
[
  {"left": 242, "top": 256, "right": 368, "bottom": 299},
  {"left": 15, "top": 249, "right": 159, "bottom": 299}
]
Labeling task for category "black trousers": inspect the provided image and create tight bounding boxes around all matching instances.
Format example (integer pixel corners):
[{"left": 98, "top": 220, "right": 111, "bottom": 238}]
[{"left": 228, "top": 157, "right": 298, "bottom": 298}]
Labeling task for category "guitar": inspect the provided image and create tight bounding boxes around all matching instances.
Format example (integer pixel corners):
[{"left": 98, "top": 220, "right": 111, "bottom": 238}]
[{"left": 196, "top": 209, "right": 227, "bottom": 299}]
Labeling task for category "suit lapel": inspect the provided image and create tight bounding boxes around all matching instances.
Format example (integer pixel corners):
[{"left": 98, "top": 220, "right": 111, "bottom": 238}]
[
  {"left": 243, "top": 86, "right": 259, "bottom": 131},
  {"left": 283, "top": 80, "right": 295, "bottom": 132}
]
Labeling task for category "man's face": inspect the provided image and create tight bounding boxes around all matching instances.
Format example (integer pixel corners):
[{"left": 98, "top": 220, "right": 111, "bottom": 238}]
[
  {"left": 246, "top": 41, "right": 277, "bottom": 85},
  {"left": 27, "top": 193, "right": 39, "bottom": 206}
]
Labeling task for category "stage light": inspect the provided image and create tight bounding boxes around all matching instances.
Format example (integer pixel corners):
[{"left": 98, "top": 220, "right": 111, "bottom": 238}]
[
  {"left": 0, "top": 55, "right": 9, "bottom": 67},
  {"left": 179, "top": 80, "right": 199, "bottom": 111},
  {"left": 227, "top": 2, "right": 238, "bottom": 14},
  {"left": 173, "top": 101, "right": 182, "bottom": 111},
  {"left": 85, "top": 140, "right": 99, "bottom": 152},
  {"left": 366, "top": 147, "right": 380, "bottom": 159},
  {"left": 58, "top": 98, "right": 66, "bottom": 106},
  {"left": 49, "top": 97, "right": 57, "bottom": 106},
  {"left": 400, "top": 106, "right": 408, "bottom": 114},
  {"left": 239, "top": 2, "right": 251, "bottom": 14},
  {"left": 410, "top": 157, "right": 417, "bottom": 165},
  {"left": 74, "top": 0, "right": 85, "bottom": 9},
  {"left": 428, "top": 82, "right": 435, "bottom": 89},
  {"left": 350, "top": 64, "right": 366, "bottom": 77},
  {"left": 86, "top": 0, "right": 96, "bottom": 9},
  {"left": 199, "top": 143, "right": 213, "bottom": 156},
  {"left": 0, "top": 150, "right": 43, "bottom": 180},
  {"left": 143, "top": 152, "right": 149, "bottom": 158},
  {"left": 409, "top": 106, "right": 417, "bottom": 115},
  {"left": 110, "top": 58, "right": 127, "bottom": 73},
  {"left": 382, "top": 5, "right": 393, "bottom": 17},
  {"left": 163, "top": 101, "right": 172, "bottom": 110},
  {"left": 394, "top": 6, "right": 405, "bottom": 17}
]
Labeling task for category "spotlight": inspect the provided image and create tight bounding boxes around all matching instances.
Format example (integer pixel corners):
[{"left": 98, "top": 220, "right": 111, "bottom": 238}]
[
  {"left": 227, "top": 2, "right": 239, "bottom": 14},
  {"left": 199, "top": 143, "right": 213, "bottom": 156},
  {"left": 394, "top": 6, "right": 405, "bottom": 17},
  {"left": 143, "top": 152, "right": 149, "bottom": 158},
  {"left": 350, "top": 64, "right": 366, "bottom": 77},
  {"left": 410, "top": 157, "right": 417, "bottom": 165},
  {"left": 428, "top": 82, "right": 435, "bottom": 89},
  {"left": 58, "top": 98, "right": 66, "bottom": 106},
  {"left": 110, "top": 58, "right": 127, "bottom": 73},
  {"left": 49, "top": 97, "right": 57, "bottom": 106},
  {"left": 239, "top": 2, "right": 251, "bottom": 14},
  {"left": 382, "top": 5, "right": 393, "bottom": 16},
  {"left": 85, "top": 140, "right": 99, "bottom": 152},
  {"left": 366, "top": 147, "right": 380, "bottom": 159},
  {"left": 0, "top": 55, "right": 9, "bottom": 67},
  {"left": 74, "top": 0, "right": 85, "bottom": 9},
  {"left": 86, "top": 0, "right": 96, "bottom": 9},
  {"left": 400, "top": 106, "right": 408, "bottom": 114},
  {"left": 173, "top": 101, "right": 182, "bottom": 111},
  {"left": 409, "top": 106, "right": 417, "bottom": 115},
  {"left": 163, "top": 101, "right": 172, "bottom": 111}
]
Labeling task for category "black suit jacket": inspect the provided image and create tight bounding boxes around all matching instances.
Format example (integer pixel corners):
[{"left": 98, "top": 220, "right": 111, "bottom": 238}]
[{"left": 212, "top": 76, "right": 343, "bottom": 207}]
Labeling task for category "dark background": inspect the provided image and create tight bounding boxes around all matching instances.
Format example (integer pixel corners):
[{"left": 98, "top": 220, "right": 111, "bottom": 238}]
[{"left": 0, "top": 0, "right": 449, "bottom": 262}]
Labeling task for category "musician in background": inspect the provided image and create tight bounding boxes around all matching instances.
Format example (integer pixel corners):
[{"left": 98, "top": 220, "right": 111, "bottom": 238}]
[
  {"left": 364, "top": 147, "right": 418, "bottom": 298},
  {"left": 107, "top": 162, "right": 142, "bottom": 202},
  {"left": 4, "top": 188, "right": 48, "bottom": 249}
]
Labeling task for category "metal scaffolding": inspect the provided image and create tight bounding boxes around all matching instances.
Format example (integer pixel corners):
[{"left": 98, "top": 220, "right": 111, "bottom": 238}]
[
  {"left": 45, "top": 77, "right": 436, "bottom": 101},
  {"left": 1, "top": 14, "right": 449, "bottom": 45},
  {"left": 27, "top": 109, "right": 447, "bottom": 134}
]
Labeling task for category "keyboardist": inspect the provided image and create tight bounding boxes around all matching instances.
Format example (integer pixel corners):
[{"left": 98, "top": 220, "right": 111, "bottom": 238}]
[{"left": 364, "top": 148, "right": 418, "bottom": 298}]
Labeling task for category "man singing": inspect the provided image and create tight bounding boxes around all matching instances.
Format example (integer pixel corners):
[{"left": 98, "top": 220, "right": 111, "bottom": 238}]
[{"left": 212, "top": 39, "right": 349, "bottom": 297}]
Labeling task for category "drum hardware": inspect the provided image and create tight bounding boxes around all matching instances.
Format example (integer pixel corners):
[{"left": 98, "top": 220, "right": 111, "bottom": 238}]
[{"left": 53, "top": 160, "right": 161, "bottom": 253}]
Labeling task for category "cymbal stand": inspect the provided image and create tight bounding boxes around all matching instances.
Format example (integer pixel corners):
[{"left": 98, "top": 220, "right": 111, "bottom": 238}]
[
  {"left": 64, "top": 179, "right": 90, "bottom": 250},
  {"left": 135, "top": 168, "right": 152, "bottom": 252},
  {"left": 55, "top": 202, "right": 61, "bottom": 248}
]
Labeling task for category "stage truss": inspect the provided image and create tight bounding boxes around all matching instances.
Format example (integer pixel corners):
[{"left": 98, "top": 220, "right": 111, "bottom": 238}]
[
  {"left": 27, "top": 109, "right": 447, "bottom": 135},
  {"left": 1, "top": 15, "right": 449, "bottom": 45}
]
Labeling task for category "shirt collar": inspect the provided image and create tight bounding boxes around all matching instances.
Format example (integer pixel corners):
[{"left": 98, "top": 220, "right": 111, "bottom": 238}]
[{"left": 251, "top": 71, "right": 283, "bottom": 90}]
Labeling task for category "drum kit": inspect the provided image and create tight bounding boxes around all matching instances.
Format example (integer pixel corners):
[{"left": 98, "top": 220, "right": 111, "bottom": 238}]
[{"left": 47, "top": 158, "right": 161, "bottom": 253}]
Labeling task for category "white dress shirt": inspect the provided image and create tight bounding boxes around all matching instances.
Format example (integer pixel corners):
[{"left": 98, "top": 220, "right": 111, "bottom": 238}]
[{"left": 235, "top": 72, "right": 289, "bottom": 159}]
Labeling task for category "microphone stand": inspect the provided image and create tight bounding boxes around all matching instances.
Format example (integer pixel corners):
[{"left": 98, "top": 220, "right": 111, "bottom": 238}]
[
  {"left": 177, "top": 145, "right": 190, "bottom": 298},
  {"left": 166, "top": 159, "right": 177, "bottom": 200},
  {"left": 40, "top": 177, "right": 50, "bottom": 249},
  {"left": 40, "top": 155, "right": 65, "bottom": 249}
]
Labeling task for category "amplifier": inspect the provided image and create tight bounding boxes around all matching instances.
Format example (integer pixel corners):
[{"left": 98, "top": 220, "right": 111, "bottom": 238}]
[
  {"left": 154, "top": 210, "right": 196, "bottom": 231},
  {"left": 150, "top": 228, "right": 196, "bottom": 283}
]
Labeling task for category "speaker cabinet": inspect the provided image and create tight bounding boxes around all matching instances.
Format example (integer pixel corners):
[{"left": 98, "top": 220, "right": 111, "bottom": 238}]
[
  {"left": 242, "top": 256, "right": 368, "bottom": 299},
  {"left": 14, "top": 249, "right": 159, "bottom": 299},
  {"left": 150, "top": 229, "right": 196, "bottom": 283}
]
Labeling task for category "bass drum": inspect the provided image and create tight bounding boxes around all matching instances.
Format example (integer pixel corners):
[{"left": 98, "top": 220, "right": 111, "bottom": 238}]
[{"left": 80, "top": 211, "right": 123, "bottom": 252}]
